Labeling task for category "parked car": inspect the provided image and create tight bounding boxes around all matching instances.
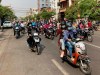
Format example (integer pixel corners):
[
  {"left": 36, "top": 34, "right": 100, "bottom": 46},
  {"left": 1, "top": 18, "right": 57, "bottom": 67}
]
[{"left": 3, "top": 21, "right": 12, "bottom": 28}]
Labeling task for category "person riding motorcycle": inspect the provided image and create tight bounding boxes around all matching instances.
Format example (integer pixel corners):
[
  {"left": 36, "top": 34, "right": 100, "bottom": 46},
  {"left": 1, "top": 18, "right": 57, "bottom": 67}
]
[
  {"left": 27, "top": 23, "right": 32, "bottom": 35},
  {"left": 20, "top": 21, "right": 25, "bottom": 33},
  {"left": 14, "top": 21, "right": 21, "bottom": 36},
  {"left": 27, "top": 34, "right": 35, "bottom": 52},
  {"left": 63, "top": 26, "right": 75, "bottom": 61}
]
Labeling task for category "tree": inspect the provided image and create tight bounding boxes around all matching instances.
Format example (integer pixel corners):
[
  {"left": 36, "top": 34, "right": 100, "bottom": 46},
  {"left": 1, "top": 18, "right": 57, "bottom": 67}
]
[
  {"left": 0, "top": 6, "right": 16, "bottom": 20},
  {"left": 78, "top": 0, "right": 97, "bottom": 18},
  {"left": 89, "top": 2, "right": 100, "bottom": 20},
  {"left": 0, "top": 0, "right": 2, "bottom": 3},
  {"left": 40, "top": 10, "right": 55, "bottom": 19},
  {"left": 65, "top": 0, "right": 79, "bottom": 20},
  {"left": 65, "top": 0, "right": 97, "bottom": 20}
]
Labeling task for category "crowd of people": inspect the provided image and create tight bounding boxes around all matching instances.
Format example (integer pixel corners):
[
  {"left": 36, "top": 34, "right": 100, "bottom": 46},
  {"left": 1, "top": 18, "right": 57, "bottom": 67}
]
[{"left": 12, "top": 17, "right": 98, "bottom": 57}]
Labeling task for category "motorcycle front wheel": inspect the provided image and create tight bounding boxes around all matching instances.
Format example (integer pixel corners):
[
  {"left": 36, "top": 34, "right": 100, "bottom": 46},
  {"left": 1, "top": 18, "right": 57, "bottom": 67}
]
[
  {"left": 36, "top": 45, "right": 40, "bottom": 55},
  {"left": 80, "top": 61, "right": 91, "bottom": 75},
  {"left": 15, "top": 34, "right": 19, "bottom": 39}
]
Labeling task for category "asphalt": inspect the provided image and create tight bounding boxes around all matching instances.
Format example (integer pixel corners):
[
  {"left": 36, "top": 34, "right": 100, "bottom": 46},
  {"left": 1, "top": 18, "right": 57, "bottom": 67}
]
[{"left": 0, "top": 29, "right": 100, "bottom": 75}]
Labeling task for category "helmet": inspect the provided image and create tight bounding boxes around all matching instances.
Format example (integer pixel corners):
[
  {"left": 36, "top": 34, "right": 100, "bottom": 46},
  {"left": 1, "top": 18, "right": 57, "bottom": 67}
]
[
  {"left": 33, "top": 33, "right": 38, "bottom": 36},
  {"left": 68, "top": 26, "right": 73, "bottom": 31},
  {"left": 61, "top": 25, "right": 66, "bottom": 29}
]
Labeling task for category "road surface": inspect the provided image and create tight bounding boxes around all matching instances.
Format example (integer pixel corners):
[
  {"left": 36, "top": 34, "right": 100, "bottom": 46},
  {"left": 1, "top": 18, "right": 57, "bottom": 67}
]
[{"left": 0, "top": 29, "right": 100, "bottom": 75}]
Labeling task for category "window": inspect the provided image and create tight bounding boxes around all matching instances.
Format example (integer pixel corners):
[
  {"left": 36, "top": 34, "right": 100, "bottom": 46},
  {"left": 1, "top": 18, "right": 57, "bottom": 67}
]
[{"left": 42, "top": 4, "right": 44, "bottom": 7}]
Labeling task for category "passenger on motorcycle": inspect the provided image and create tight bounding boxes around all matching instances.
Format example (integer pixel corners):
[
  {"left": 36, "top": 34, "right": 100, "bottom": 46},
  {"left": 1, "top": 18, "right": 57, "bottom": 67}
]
[
  {"left": 57, "top": 26, "right": 65, "bottom": 59},
  {"left": 63, "top": 26, "right": 75, "bottom": 61}
]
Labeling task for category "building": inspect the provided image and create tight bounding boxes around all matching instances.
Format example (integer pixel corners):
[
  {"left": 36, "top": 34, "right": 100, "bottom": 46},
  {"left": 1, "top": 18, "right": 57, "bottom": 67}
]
[
  {"left": 59, "top": 0, "right": 75, "bottom": 19},
  {"left": 40, "top": 0, "right": 51, "bottom": 8},
  {"left": 50, "top": 0, "right": 60, "bottom": 20}
]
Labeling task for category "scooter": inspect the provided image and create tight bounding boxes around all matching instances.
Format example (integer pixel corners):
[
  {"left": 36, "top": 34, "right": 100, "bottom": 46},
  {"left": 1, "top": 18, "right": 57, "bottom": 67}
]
[{"left": 64, "top": 39, "right": 91, "bottom": 75}]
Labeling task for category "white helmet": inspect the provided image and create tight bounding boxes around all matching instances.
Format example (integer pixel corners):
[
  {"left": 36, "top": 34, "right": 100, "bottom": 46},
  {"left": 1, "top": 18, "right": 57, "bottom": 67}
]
[{"left": 33, "top": 33, "right": 38, "bottom": 36}]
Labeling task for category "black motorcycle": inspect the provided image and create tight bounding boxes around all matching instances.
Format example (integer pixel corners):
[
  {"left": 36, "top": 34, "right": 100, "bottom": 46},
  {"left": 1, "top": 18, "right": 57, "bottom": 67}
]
[
  {"left": 53, "top": 26, "right": 57, "bottom": 36},
  {"left": 33, "top": 33, "right": 41, "bottom": 55},
  {"left": 79, "top": 28, "right": 93, "bottom": 42},
  {"left": 45, "top": 28, "right": 54, "bottom": 40},
  {"left": 15, "top": 27, "right": 20, "bottom": 39}
]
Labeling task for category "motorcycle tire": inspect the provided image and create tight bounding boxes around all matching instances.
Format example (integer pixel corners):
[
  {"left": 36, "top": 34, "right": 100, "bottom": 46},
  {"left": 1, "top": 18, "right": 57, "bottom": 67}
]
[
  {"left": 51, "top": 35, "right": 54, "bottom": 40},
  {"left": 89, "top": 30, "right": 94, "bottom": 35},
  {"left": 87, "top": 35, "right": 93, "bottom": 42},
  {"left": 80, "top": 61, "right": 91, "bottom": 75},
  {"left": 36, "top": 45, "right": 40, "bottom": 55},
  {"left": 15, "top": 34, "right": 19, "bottom": 39}
]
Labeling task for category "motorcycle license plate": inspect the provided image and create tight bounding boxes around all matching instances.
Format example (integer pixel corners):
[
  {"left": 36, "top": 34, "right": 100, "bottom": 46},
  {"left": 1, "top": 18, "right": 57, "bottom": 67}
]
[
  {"left": 34, "top": 38, "right": 40, "bottom": 43},
  {"left": 15, "top": 30, "right": 19, "bottom": 31}
]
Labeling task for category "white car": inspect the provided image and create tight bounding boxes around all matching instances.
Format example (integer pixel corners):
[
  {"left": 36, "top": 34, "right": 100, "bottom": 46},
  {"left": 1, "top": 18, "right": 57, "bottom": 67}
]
[{"left": 3, "top": 21, "right": 12, "bottom": 28}]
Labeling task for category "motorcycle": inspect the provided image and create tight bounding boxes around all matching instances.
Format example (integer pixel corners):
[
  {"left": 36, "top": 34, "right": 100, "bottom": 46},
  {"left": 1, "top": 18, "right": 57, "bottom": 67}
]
[
  {"left": 38, "top": 25, "right": 44, "bottom": 35},
  {"left": 79, "top": 28, "right": 93, "bottom": 42},
  {"left": 53, "top": 26, "right": 57, "bottom": 36},
  {"left": 33, "top": 33, "right": 41, "bottom": 55},
  {"left": 21, "top": 27, "right": 25, "bottom": 34},
  {"left": 64, "top": 38, "right": 91, "bottom": 75},
  {"left": 88, "top": 27, "right": 94, "bottom": 35},
  {"left": 92, "top": 24, "right": 98, "bottom": 31},
  {"left": 15, "top": 27, "right": 20, "bottom": 39},
  {"left": 45, "top": 27, "right": 54, "bottom": 40}
]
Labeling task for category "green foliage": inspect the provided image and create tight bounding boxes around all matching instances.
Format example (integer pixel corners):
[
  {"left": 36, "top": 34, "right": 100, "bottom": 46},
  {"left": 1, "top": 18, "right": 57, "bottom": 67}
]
[
  {"left": 25, "top": 15, "right": 34, "bottom": 20},
  {"left": 79, "top": 0, "right": 96, "bottom": 18},
  {"left": 40, "top": 10, "right": 55, "bottom": 19},
  {"left": 65, "top": 0, "right": 98, "bottom": 20},
  {"left": 89, "top": 2, "right": 100, "bottom": 20},
  {"left": 0, "top": 5, "right": 16, "bottom": 20},
  {"left": 0, "top": 0, "right": 2, "bottom": 3},
  {"left": 65, "top": 1, "right": 79, "bottom": 20}
]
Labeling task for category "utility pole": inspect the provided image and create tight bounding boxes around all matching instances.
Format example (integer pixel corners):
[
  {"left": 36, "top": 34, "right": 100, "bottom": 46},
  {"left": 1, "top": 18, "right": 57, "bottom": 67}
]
[{"left": 38, "top": 0, "right": 40, "bottom": 13}]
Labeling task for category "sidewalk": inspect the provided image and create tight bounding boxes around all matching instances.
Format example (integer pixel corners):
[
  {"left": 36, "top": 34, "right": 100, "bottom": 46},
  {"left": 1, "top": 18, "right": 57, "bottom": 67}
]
[{"left": 0, "top": 31, "right": 4, "bottom": 41}]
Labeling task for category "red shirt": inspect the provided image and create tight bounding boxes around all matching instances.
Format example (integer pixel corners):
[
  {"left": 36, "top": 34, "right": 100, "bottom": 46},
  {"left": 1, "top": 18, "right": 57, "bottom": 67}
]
[
  {"left": 57, "top": 29, "right": 63, "bottom": 46},
  {"left": 88, "top": 22, "right": 92, "bottom": 28}
]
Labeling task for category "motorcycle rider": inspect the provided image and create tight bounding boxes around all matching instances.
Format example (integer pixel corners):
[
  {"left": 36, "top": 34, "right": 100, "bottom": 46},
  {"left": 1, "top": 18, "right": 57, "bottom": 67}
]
[
  {"left": 31, "top": 20, "right": 37, "bottom": 32},
  {"left": 20, "top": 21, "right": 25, "bottom": 33},
  {"left": 14, "top": 21, "right": 21, "bottom": 36},
  {"left": 63, "top": 25, "right": 75, "bottom": 61},
  {"left": 27, "top": 34, "right": 35, "bottom": 52}
]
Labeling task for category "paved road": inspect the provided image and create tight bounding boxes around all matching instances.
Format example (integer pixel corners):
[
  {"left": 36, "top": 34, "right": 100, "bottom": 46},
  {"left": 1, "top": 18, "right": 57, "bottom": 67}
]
[{"left": 0, "top": 29, "right": 100, "bottom": 75}]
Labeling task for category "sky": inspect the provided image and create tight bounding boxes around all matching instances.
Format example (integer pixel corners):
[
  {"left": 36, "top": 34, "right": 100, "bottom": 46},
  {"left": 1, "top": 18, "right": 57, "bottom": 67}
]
[{"left": 1, "top": 0, "right": 37, "bottom": 17}]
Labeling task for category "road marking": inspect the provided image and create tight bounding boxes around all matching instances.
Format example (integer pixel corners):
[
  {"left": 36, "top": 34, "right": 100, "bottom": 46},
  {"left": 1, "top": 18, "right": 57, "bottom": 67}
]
[
  {"left": 85, "top": 42, "right": 100, "bottom": 49},
  {"left": 51, "top": 59, "right": 69, "bottom": 75}
]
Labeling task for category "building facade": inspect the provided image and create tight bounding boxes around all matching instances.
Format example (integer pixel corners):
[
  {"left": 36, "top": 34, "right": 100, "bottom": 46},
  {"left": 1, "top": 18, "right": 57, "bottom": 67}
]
[
  {"left": 40, "top": 0, "right": 51, "bottom": 8},
  {"left": 50, "top": 0, "right": 60, "bottom": 20},
  {"left": 59, "top": 0, "right": 75, "bottom": 19}
]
